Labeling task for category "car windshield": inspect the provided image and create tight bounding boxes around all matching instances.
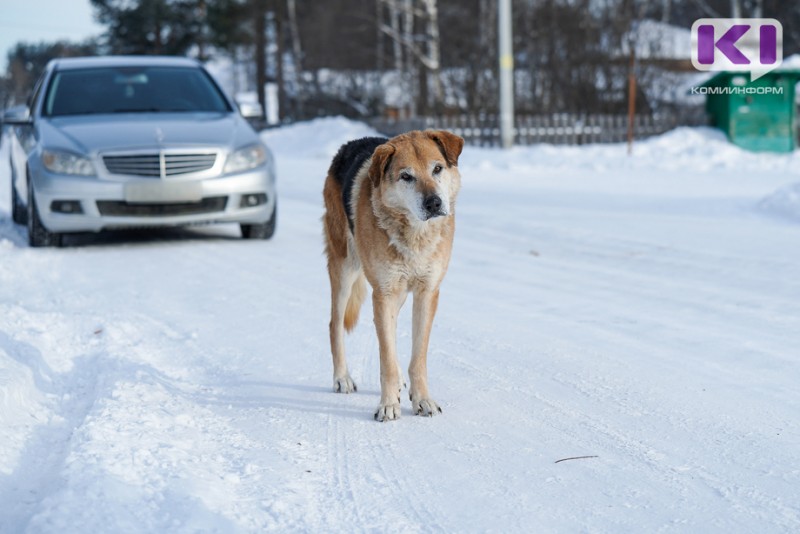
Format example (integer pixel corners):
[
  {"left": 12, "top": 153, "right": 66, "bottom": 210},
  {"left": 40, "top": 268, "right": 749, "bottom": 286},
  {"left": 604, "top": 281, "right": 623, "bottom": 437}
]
[{"left": 44, "top": 66, "right": 232, "bottom": 116}]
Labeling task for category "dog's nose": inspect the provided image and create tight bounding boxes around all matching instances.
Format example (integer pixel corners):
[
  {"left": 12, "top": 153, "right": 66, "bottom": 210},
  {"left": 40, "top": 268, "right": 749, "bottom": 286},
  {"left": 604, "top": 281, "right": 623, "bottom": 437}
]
[{"left": 423, "top": 194, "right": 443, "bottom": 215}]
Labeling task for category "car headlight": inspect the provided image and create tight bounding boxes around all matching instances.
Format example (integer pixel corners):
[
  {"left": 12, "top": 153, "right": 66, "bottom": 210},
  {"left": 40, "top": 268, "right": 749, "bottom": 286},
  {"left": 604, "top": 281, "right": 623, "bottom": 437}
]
[
  {"left": 224, "top": 144, "right": 267, "bottom": 174},
  {"left": 42, "top": 149, "right": 95, "bottom": 176}
]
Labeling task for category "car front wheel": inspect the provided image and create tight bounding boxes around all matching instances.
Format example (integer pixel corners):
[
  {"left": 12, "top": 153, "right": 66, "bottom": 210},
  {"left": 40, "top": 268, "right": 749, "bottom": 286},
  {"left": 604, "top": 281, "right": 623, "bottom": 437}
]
[
  {"left": 27, "top": 181, "right": 62, "bottom": 248},
  {"left": 240, "top": 201, "right": 276, "bottom": 240}
]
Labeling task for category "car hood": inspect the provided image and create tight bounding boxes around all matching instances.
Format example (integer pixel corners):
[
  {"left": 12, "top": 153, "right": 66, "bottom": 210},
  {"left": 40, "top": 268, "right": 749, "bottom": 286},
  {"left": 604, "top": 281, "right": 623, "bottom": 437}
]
[{"left": 39, "top": 112, "right": 257, "bottom": 154}]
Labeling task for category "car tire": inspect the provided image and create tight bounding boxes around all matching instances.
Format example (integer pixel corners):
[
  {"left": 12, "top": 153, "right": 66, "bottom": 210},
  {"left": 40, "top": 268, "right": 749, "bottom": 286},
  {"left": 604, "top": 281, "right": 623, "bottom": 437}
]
[
  {"left": 240, "top": 202, "right": 276, "bottom": 240},
  {"left": 11, "top": 160, "right": 27, "bottom": 225},
  {"left": 27, "top": 181, "right": 62, "bottom": 248}
]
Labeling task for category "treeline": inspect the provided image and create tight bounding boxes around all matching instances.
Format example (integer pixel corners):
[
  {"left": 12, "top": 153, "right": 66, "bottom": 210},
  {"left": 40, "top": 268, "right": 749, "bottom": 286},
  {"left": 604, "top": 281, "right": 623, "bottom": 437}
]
[{"left": 3, "top": 0, "right": 800, "bottom": 120}]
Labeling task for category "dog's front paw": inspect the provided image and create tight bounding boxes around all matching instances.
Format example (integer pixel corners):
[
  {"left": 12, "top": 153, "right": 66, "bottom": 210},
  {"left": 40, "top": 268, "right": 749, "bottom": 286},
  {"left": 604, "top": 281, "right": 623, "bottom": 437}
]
[
  {"left": 333, "top": 375, "right": 357, "bottom": 394},
  {"left": 374, "top": 403, "right": 401, "bottom": 422},
  {"left": 412, "top": 397, "right": 442, "bottom": 417}
]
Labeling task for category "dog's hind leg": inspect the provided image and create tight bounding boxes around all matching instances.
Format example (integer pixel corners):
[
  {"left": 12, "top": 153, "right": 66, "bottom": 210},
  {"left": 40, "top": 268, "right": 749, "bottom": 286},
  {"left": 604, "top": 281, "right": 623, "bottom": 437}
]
[{"left": 329, "top": 262, "right": 360, "bottom": 394}]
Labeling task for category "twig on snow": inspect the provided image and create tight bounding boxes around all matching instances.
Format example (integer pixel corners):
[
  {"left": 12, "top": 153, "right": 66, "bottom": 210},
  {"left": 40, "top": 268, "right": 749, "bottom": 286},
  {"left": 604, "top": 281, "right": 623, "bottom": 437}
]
[{"left": 554, "top": 455, "right": 599, "bottom": 464}]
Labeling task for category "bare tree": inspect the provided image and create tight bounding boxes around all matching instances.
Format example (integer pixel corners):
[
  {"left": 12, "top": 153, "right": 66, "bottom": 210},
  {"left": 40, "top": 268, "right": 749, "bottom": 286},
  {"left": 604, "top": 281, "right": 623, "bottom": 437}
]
[
  {"left": 376, "top": 0, "right": 443, "bottom": 116},
  {"left": 420, "top": 0, "right": 443, "bottom": 113},
  {"left": 254, "top": 1, "right": 267, "bottom": 117},
  {"left": 662, "top": 0, "right": 671, "bottom": 22},
  {"left": 388, "top": 1, "right": 404, "bottom": 74},
  {"left": 402, "top": 0, "right": 417, "bottom": 116}
]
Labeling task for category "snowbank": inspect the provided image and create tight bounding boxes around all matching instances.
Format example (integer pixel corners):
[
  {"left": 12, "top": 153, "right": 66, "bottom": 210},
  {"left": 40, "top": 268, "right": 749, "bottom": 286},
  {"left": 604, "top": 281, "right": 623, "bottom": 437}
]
[
  {"left": 260, "top": 116, "right": 382, "bottom": 160},
  {"left": 461, "top": 126, "right": 800, "bottom": 176}
]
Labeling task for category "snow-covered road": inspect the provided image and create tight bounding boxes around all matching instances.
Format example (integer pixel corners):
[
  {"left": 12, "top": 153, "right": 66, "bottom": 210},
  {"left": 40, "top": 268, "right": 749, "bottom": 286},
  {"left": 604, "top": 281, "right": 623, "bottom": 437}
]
[{"left": 1, "top": 119, "right": 799, "bottom": 532}]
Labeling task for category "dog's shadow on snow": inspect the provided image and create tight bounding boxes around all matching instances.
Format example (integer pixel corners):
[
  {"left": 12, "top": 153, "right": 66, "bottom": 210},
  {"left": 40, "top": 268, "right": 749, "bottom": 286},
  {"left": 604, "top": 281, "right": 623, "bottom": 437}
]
[{"left": 204, "top": 379, "right": 382, "bottom": 422}]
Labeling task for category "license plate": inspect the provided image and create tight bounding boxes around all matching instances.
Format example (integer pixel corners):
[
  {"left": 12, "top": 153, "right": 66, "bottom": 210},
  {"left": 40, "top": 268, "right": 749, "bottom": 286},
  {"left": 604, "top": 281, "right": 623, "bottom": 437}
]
[{"left": 125, "top": 181, "right": 203, "bottom": 203}]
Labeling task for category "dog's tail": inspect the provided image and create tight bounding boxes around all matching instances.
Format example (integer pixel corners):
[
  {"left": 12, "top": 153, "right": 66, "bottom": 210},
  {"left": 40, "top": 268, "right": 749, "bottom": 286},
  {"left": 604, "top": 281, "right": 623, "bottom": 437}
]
[{"left": 344, "top": 274, "right": 367, "bottom": 332}]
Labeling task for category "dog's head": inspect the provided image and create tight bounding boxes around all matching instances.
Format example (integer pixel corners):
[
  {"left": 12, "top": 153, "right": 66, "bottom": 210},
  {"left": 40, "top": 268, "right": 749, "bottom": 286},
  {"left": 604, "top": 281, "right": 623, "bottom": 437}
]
[{"left": 369, "top": 130, "right": 464, "bottom": 223}]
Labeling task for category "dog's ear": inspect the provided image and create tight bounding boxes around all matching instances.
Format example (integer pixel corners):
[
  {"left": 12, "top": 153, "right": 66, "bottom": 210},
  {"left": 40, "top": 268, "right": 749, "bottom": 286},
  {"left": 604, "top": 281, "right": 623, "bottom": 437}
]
[
  {"left": 369, "top": 143, "right": 396, "bottom": 187},
  {"left": 426, "top": 130, "right": 464, "bottom": 168}
]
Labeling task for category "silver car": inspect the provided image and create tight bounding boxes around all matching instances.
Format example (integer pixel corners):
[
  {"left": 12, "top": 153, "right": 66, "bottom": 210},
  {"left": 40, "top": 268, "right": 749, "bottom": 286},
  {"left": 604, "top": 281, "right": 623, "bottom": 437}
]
[{"left": 3, "top": 56, "right": 277, "bottom": 247}]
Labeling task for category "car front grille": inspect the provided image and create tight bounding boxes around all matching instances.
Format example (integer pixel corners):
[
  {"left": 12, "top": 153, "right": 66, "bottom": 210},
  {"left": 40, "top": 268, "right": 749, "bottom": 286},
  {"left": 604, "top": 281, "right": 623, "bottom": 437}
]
[
  {"left": 164, "top": 153, "right": 217, "bottom": 176},
  {"left": 103, "top": 152, "right": 217, "bottom": 178},
  {"left": 97, "top": 196, "right": 228, "bottom": 217}
]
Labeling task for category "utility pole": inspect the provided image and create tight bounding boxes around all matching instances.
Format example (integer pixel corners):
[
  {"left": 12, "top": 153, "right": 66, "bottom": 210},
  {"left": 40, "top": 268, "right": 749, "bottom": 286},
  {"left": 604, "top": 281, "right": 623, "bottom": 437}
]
[{"left": 498, "top": 0, "right": 514, "bottom": 149}]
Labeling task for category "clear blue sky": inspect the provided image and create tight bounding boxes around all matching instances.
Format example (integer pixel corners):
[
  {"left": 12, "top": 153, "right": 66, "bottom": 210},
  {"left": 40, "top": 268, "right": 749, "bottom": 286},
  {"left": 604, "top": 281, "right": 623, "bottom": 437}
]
[{"left": 0, "top": 0, "right": 104, "bottom": 72}]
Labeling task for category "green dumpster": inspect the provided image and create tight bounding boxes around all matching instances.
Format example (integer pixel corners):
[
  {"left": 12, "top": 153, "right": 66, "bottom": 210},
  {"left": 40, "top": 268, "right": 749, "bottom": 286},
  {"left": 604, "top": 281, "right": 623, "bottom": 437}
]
[{"left": 700, "top": 70, "right": 800, "bottom": 153}]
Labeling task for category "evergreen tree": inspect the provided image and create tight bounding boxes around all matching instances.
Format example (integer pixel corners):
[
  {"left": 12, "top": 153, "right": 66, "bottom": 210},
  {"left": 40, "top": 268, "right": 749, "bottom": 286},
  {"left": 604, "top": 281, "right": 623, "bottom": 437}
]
[{"left": 90, "top": 0, "right": 206, "bottom": 56}]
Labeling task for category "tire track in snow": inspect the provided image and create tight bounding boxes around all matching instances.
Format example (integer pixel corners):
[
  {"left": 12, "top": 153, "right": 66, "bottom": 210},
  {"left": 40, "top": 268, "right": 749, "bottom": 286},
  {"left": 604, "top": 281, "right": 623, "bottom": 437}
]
[
  {"left": 317, "top": 382, "right": 446, "bottom": 531},
  {"left": 0, "top": 301, "right": 280, "bottom": 531},
  {"left": 325, "top": 415, "right": 366, "bottom": 527},
  {"left": 368, "top": 433, "right": 445, "bottom": 533},
  {"left": 0, "top": 330, "right": 103, "bottom": 532}
]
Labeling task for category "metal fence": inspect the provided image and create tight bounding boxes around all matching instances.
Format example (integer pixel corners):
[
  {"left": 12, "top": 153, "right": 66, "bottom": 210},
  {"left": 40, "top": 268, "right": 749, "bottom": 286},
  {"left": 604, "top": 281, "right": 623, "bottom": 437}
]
[{"left": 369, "top": 111, "right": 708, "bottom": 146}]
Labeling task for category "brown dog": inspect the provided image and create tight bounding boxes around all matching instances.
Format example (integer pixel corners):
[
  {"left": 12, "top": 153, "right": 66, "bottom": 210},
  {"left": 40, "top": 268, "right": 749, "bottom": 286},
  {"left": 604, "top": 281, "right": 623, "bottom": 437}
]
[{"left": 322, "top": 130, "right": 464, "bottom": 421}]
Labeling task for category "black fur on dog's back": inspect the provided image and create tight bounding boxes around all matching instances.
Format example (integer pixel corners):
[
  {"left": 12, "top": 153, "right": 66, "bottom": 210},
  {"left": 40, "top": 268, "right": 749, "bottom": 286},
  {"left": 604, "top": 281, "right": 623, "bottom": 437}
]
[{"left": 329, "top": 136, "right": 388, "bottom": 232}]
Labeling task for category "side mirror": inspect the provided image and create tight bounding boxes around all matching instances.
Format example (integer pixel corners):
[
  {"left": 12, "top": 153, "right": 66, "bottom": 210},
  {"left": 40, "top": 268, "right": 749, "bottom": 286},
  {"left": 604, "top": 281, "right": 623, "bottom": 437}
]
[
  {"left": 3, "top": 105, "right": 32, "bottom": 126},
  {"left": 237, "top": 101, "right": 264, "bottom": 120}
]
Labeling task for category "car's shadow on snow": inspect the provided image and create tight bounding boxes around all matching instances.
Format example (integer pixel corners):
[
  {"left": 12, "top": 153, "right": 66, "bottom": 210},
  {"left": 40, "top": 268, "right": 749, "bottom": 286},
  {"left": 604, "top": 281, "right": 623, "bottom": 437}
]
[
  {"left": 61, "top": 225, "right": 244, "bottom": 248},
  {"left": 0, "top": 213, "right": 247, "bottom": 249}
]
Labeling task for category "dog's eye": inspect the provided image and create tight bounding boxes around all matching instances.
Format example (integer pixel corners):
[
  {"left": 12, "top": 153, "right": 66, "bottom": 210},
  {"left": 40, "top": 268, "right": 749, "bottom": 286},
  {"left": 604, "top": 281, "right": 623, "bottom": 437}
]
[
  {"left": 433, "top": 165, "right": 443, "bottom": 175},
  {"left": 399, "top": 172, "right": 415, "bottom": 182}
]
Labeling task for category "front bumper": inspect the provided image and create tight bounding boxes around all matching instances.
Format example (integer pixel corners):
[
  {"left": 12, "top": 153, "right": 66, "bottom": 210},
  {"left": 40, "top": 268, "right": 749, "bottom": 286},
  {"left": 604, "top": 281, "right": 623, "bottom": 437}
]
[{"left": 31, "top": 166, "right": 276, "bottom": 233}]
